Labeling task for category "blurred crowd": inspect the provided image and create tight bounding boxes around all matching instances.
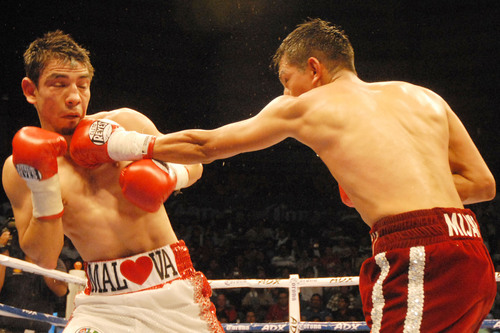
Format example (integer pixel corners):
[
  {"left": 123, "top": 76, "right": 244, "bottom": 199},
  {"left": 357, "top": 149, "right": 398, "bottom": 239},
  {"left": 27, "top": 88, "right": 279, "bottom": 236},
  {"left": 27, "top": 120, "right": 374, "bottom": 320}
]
[{"left": 0, "top": 196, "right": 499, "bottom": 330}]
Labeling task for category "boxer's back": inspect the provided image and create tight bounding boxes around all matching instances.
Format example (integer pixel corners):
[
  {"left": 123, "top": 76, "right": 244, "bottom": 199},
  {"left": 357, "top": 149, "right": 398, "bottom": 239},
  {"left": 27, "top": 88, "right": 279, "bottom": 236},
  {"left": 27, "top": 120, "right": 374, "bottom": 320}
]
[{"left": 296, "top": 79, "right": 463, "bottom": 225}]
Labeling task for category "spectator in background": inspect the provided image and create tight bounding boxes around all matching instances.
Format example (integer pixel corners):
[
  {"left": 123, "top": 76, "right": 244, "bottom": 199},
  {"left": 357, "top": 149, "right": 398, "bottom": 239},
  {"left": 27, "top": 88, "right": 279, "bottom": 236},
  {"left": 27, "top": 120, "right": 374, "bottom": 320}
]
[
  {"left": 299, "top": 267, "right": 324, "bottom": 307},
  {"left": 301, "top": 293, "right": 332, "bottom": 322},
  {"left": 275, "top": 228, "right": 291, "bottom": 250},
  {"left": 215, "top": 293, "right": 238, "bottom": 323},
  {"left": 326, "top": 286, "right": 360, "bottom": 313},
  {"left": 296, "top": 248, "right": 313, "bottom": 274},
  {"left": 330, "top": 295, "right": 364, "bottom": 321},
  {"left": 244, "top": 310, "right": 257, "bottom": 323},
  {"left": 271, "top": 245, "right": 296, "bottom": 271},
  {"left": 241, "top": 288, "right": 274, "bottom": 318},
  {"left": 205, "top": 258, "right": 225, "bottom": 279},
  {"left": 0, "top": 218, "right": 68, "bottom": 332},
  {"left": 263, "top": 239, "right": 277, "bottom": 263},
  {"left": 309, "top": 255, "right": 327, "bottom": 278},
  {"left": 266, "top": 290, "right": 289, "bottom": 322},
  {"left": 319, "top": 246, "right": 340, "bottom": 274},
  {"left": 330, "top": 236, "right": 353, "bottom": 259}
]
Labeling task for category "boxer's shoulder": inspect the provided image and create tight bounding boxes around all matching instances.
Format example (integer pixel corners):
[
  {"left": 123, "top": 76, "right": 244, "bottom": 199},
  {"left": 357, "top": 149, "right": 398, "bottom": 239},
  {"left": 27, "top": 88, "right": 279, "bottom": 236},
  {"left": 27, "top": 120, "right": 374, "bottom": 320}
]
[{"left": 86, "top": 109, "right": 152, "bottom": 131}]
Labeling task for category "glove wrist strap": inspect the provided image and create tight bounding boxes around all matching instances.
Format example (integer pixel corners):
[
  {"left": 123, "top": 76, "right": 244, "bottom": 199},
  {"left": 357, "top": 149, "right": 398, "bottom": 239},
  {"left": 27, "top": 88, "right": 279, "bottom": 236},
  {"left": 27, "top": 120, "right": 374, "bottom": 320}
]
[
  {"left": 25, "top": 174, "right": 64, "bottom": 220},
  {"left": 168, "top": 163, "right": 189, "bottom": 190},
  {"left": 107, "top": 131, "right": 156, "bottom": 161}
]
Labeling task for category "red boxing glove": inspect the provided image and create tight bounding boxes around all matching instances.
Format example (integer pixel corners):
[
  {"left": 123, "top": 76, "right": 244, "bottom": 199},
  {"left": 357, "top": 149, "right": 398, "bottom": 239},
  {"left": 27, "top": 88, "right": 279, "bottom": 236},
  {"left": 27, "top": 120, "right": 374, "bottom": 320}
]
[
  {"left": 119, "top": 159, "right": 189, "bottom": 212},
  {"left": 12, "top": 127, "right": 67, "bottom": 219},
  {"left": 339, "top": 185, "right": 355, "bottom": 208},
  {"left": 70, "top": 118, "right": 156, "bottom": 168},
  {"left": 13, "top": 127, "right": 67, "bottom": 180}
]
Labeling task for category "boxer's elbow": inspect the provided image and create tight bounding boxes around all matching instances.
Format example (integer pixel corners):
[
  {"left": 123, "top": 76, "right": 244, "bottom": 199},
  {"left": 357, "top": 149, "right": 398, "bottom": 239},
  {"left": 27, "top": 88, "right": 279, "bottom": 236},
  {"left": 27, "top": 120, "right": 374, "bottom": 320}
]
[
  {"left": 25, "top": 250, "right": 59, "bottom": 270},
  {"left": 455, "top": 172, "right": 496, "bottom": 204},
  {"left": 37, "top": 258, "right": 59, "bottom": 270},
  {"left": 480, "top": 175, "right": 496, "bottom": 201},
  {"left": 19, "top": 240, "right": 60, "bottom": 270},
  {"left": 470, "top": 174, "right": 496, "bottom": 203}
]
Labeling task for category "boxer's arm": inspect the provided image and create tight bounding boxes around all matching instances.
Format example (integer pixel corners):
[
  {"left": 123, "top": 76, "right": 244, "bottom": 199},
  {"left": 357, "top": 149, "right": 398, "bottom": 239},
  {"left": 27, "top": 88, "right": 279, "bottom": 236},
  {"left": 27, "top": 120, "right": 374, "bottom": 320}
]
[
  {"left": 152, "top": 95, "right": 299, "bottom": 164},
  {"left": 95, "top": 108, "right": 203, "bottom": 186},
  {"left": 0, "top": 231, "right": 10, "bottom": 290},
  {"left": 2, "top": 157, "right": 64, "bottom": 269},
  {"left": 42, "top": 258, "right": 68, "bottom": 297},
  {"left": 447, "top": 106, "right": 495, "bottom": 204}
]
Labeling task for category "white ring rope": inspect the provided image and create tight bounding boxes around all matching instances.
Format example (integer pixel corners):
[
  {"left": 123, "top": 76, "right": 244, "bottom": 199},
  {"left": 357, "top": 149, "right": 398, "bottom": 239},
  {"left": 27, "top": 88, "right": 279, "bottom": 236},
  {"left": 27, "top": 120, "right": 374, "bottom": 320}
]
[
  {"left": 2, "top": 254, "right": 500, "bottom": 287},
  {"left": 1, "top": 254, "right": 500, "bottom": 332},
  {"left": 0, "top": 254, "right": 86, "bottom": 285}
]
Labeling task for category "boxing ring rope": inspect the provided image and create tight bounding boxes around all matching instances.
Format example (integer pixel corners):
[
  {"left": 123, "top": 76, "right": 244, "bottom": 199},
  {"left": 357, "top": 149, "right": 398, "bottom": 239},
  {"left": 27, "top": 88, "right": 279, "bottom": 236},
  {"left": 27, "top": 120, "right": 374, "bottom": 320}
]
[
  {"left": 0, "top": 254, "right": 86, "bottom": 285},
  {"left": 1, "top": 254, "right": 500, "bottom": 332}
]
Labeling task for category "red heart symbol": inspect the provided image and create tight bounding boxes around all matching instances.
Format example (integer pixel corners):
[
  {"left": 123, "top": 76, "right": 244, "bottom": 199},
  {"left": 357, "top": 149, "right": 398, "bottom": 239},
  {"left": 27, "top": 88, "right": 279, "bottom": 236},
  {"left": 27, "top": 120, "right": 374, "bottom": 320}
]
[{"left": 120, "top": 256, "right": 153, "bottom": 285}]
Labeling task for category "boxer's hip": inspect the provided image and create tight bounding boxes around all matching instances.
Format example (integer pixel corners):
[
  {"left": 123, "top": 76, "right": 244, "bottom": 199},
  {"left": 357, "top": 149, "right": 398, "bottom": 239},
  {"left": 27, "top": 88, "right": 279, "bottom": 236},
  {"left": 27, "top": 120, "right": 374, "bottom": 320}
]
[{"left": 369, "top": 207, "right": 484, "bottom": 255}]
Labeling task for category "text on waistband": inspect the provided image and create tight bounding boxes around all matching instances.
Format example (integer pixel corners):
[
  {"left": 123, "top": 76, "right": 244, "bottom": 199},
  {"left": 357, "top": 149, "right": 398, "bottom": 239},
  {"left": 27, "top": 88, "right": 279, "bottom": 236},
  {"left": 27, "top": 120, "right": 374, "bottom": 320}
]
[
  {"left": 444, "top": 212, "right": 480, "bottom": 238},
  {"left": 87, "top": 247, "right": 179, "bottom": 293}
]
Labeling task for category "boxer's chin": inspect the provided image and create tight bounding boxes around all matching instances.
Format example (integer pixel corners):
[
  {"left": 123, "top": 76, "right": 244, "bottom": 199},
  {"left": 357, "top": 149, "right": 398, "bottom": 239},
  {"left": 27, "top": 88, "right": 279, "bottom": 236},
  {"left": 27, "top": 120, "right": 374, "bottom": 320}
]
[{"left": 60, "top": 127, "right": 76, "bottom": 136}]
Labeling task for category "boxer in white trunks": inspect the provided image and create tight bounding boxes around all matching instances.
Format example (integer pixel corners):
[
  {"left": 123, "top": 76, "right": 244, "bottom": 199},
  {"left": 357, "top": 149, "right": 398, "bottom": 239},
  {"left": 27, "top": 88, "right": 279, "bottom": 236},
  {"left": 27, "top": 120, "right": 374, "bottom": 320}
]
[{"left": 2, "top": 31, "right": 223, "bottom": 332}]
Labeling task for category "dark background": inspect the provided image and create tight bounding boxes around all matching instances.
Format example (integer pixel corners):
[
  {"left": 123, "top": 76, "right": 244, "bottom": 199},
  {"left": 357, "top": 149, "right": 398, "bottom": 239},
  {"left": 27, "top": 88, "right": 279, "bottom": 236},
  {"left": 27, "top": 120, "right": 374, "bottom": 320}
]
[{"left": 1, "top": 1, "right": 499, "bottom": 216}]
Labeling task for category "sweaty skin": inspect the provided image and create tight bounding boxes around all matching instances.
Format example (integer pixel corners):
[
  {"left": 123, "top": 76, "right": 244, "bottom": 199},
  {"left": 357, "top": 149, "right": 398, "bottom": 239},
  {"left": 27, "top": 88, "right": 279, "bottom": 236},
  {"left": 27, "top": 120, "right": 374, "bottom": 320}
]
[
  {"left": 151, "top": 58, "right": 495, "bottom": 226},
  {"left": 2, "top": 60, "right": 202, "bottom": 268}
]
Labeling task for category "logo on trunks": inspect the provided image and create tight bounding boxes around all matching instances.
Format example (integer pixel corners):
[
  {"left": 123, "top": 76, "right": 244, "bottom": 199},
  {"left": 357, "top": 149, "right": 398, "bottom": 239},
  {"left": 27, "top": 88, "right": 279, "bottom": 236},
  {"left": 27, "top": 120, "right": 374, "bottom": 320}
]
[
  {"left": 87, "top": 248, "right": 179, "bottom": 293},
  {"left": 120, "top": 256, "right": 153, "bottom": 285},
  {"left": 443, "top": 212, "right": 481, "bottom": 238},
  {"left": 88, "top": 120, "right": 113, "bottom": 145}
]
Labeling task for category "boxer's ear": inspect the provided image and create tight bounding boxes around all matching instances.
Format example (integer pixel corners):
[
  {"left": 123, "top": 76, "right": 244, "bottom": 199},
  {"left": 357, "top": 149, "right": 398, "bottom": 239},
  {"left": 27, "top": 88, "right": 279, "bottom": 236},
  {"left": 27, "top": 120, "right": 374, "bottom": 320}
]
[
  {"left": 307, "top": 57, "right": 322, "bottom": 86},
  {"left": 21, "top": 77, "right": 37, "bottom": 105}
]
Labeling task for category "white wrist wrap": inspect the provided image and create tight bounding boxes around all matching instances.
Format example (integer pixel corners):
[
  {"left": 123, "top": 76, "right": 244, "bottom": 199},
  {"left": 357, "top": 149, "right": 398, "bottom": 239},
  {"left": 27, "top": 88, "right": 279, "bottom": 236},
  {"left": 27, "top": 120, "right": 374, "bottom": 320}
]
[
  {"left": 107, "top": 130, "right": 155, "bottom": 161},
  {"left": 168, "top": 163, "right": 189, "bottom": 190},
  {"left": 25, "top": 174, "right": 64, "bottom": 219}
]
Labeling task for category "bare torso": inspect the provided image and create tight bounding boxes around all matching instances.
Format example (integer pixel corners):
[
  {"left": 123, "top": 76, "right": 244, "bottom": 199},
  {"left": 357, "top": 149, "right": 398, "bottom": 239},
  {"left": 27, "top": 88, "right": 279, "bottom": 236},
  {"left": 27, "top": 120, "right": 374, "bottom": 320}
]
[
  {"left": 293, "top": 79, "right": 463, "bottom": 225},
  {"left": 57, "top": 157, "right": 178, "bottom": 261},
  {"left": 4, "top": 110, "right": 179, "bottom": 263},
  {"left": 59, "top": 111, "right": 179, "bottom": 261}
]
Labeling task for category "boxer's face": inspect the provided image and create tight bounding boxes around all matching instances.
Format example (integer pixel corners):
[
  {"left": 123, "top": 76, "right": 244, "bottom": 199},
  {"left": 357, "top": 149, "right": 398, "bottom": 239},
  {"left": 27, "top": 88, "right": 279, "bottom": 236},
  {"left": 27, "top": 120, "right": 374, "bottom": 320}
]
[
  {"left": 23, "top": 59, "right": 91, "bottom": 134},
  {"left": 278, "top": 57, "right": 315, "bottom": 97}
]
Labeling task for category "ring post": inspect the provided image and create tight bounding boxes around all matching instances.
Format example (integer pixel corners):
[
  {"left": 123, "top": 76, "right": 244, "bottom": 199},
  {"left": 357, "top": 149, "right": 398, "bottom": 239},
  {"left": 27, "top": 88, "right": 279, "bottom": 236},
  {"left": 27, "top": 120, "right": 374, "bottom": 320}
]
[
  {"left": 289, "top": 274, "right": 300, "bottom": 333},
  {"left": 65, "top": 262, "right": 86, "bottom": 318}
]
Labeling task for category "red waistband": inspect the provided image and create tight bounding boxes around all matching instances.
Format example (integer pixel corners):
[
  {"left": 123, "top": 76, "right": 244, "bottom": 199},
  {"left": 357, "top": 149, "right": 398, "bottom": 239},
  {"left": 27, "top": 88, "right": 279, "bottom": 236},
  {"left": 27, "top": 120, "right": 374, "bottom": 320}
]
[
  {"left": 370, "top": 207, "right": 483, "bottom": 255},
  {"left": 84, "top": 240, "right": 195, "bottom": 295}
]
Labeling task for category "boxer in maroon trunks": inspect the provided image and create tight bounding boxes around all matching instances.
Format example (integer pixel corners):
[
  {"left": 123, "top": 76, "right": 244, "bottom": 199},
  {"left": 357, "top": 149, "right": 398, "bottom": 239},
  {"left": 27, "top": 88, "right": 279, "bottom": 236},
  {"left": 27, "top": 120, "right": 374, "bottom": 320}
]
[
  {"left": 122, "top": 19, "right": 497, "bottom": 332},
  {"left": 359, "top": 207, "right": 496, "bottom": 332}
]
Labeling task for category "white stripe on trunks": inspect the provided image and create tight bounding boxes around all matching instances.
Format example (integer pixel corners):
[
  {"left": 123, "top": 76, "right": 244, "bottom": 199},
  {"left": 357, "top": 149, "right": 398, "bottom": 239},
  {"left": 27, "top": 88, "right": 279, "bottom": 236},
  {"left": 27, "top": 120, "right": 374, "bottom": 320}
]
[
  {"left": 404, "top": 246, "right": 425, "bottom": 332},
  {"left": 371, "top": 252, "right": 390, "bottom": 333}
]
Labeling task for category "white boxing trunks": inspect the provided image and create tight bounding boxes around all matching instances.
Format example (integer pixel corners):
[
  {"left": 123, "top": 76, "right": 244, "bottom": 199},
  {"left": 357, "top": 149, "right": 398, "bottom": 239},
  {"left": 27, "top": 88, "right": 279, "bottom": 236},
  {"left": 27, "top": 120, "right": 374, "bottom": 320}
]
[{"left": 63, "top": 240, "right": 223, "bottom": 333}]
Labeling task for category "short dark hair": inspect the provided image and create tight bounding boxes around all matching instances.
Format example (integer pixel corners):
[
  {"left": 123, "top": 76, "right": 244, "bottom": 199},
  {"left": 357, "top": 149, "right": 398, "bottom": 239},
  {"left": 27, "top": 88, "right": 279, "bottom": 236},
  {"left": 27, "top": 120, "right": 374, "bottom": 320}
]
[
  {"left": 23, "top": 30, "right": 94, "bottom": 86},
  {"left": 272, "top": 18, "right": 355, "bottom": 74}
]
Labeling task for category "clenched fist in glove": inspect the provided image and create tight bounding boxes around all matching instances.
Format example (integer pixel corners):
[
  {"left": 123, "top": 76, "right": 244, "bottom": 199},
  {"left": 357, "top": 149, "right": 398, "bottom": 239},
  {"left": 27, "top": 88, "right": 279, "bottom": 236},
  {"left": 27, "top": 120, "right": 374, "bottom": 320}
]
[
  {"left": 119, "top": 159, "right": 189, "bottom": 212},
  {"left": 70, "top": 118, "right": 156, "bottom": 168},
  {"left": 12, "top": 127, "right": 67, "bottom": 219}
]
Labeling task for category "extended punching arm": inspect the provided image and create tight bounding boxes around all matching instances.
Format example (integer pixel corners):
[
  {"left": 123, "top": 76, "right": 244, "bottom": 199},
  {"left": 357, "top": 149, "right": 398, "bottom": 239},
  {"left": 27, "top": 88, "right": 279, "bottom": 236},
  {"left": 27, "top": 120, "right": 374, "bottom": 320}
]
[{"left": 70, "top": 118, "right": 156, "bottom": 168}]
